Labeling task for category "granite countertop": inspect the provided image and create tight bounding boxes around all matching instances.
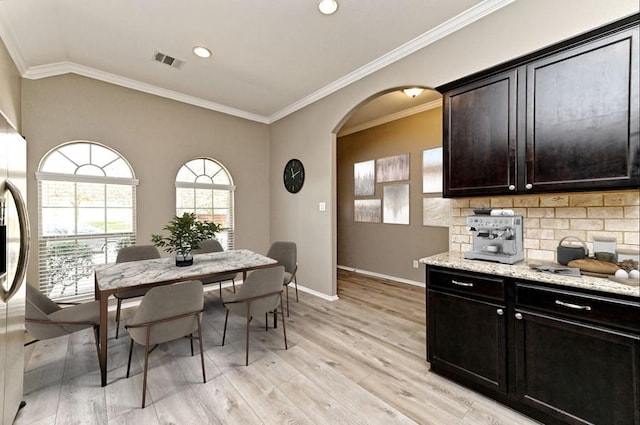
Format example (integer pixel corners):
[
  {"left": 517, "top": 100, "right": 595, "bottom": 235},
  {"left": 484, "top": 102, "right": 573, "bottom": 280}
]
[
  {"left": 95, "top": 249, "right": 276, "bottom": 291},
  {"left": 420, "top": 251, "right": 640, "bottom": 298}
]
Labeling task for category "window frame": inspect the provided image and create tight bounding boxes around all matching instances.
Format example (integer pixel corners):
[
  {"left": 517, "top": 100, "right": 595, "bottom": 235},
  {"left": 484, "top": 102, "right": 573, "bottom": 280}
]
[
  {"left": 36, "top": 141, "right": 138, "bottom": 300},
  {"left": 175, "top": 158, "right": 235, "bottom": 250}
]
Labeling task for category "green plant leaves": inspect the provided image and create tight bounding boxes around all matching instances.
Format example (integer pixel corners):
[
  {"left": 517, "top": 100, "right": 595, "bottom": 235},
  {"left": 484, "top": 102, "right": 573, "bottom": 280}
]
[{"left": 151, "top": 212, "right": 221, "bottom": 256}]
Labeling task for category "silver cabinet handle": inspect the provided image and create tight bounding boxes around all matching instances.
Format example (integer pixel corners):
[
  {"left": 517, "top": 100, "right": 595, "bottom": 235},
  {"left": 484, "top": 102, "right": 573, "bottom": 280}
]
[
  {"left": 0, "top": 180, "right": 31, "bottom": 303},
  {"left": 555, "top": 300, "right": 591, "bottom": 311},
  {"left": 525, "top": 183, "right": 533, "bottom": 190},
  {"left": 515, "top": 313, "right": 523, "bottom": 320},
  {"left": 496, "top": 308, "right": 504, "bottom": 316},
  {"left": 451, "top": 279, "right": 473, "bottom": 287},
  {"left": 508, "top": 185, "right": 516, "bottom": 191}
]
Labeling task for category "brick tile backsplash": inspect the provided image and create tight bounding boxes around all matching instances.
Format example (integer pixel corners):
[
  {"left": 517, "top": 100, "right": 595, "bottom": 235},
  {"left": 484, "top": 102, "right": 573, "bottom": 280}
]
[
  {"left": 605, "top": 219, "right": 640, "bottom": 232},
  {"left": 449, "top": 189, "right": 640, "bottom": 262},
  {"left": 490, "top": 197, "right": 514, "bottom": 208},
  {"left": 604, "top": 192, "right": 640, "bottom": 206},
  {"left": 624, "top": 205, "right": 640, "bottom": 218},
  {"left": 569, "top": 193, "right": 603, "bottom": 207},
  {"left": 540, "top": 218, "right": 570, "bottom": 229},
  {"left": 539, "top": 195, "right": 569, "bottom": 207},
  {"left": 570, "top": 219, "right": 604, "bottom": 230},
  {"left": 625, "top": 232, "right": 639, "bottom": 245},
  {"left": 556, "top": 208, "right": 587, "bottom": 218},
  {"left": 587, "top": 207, "right": 624, "bottom": 218},
  {"left": 527, "top": 207, "right": 555, "bottom": 218},
  {"left": 513, "top": 196, "right": 540, "bottom": 207}
]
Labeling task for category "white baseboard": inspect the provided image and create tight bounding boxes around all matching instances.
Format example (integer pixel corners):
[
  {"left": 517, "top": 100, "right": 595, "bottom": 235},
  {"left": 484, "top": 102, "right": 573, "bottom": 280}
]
[
  {"left": 337, "top": 265, "right": 425, "bottom": 288},
  {"left": 292, "top": 283, "right": 339, "bottom": 301}
]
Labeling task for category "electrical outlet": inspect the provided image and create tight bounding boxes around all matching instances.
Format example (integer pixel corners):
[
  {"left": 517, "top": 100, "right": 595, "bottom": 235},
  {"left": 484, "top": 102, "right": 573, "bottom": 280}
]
[{"left": 412, "top": 260, "right": 419, "bottom": 268}]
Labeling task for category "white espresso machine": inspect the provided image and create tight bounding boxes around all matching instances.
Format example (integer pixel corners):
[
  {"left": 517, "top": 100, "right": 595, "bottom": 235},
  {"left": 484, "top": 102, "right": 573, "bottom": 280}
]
[{"left": 464, "top": 214, "right": 524, "bottom": 264}]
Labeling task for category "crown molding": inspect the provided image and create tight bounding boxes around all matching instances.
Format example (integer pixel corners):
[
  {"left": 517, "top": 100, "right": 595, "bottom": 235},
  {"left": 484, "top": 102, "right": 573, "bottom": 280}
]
[
  {"left": 23, "top": 61, "right": 271, "bottom": 123},
  {"left": 1, "top": 0, "right": 513, "bottom": 124},
  {"left": 0, "top": 5, "right": 27, "bottom": 74},
  {"left": 0, "top": 108, "right": 18, "bottom": 131},
  {"left": 338, "top": 99, "right": 442, "bottom": 137},
  {"left": 267, "top": 0, "right": 515, "bottom": 122}
]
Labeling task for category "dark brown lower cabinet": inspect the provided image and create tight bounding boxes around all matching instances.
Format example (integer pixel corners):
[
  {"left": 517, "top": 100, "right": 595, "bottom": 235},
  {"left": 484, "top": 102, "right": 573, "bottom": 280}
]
[
  {"left": 514, "top": 309, "right": 640, "bottom": 425},
  {"left": 425, "top": 266, "right": 640, "bottom": 425},
  {"left": 428, "top": 290, "right": 507, "bottom": 393}
]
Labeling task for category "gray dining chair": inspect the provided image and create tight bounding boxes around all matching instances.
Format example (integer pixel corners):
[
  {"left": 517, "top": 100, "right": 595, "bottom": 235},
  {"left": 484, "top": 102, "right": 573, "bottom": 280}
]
[
  {"left": 25, "top": 284, "right": 101, "bottom": 362},
  {"left": 114, "top": 245, "right": 161, "bottom": 339},
  {"left": 222, "top": 266, "right": 287, "bottom": 366},
  {"left": 125, "top": 280, "right": 206, "bottom": 408},
  {"left": 266, "top": 241, "right": 298, "bottom": 316},
  {"left": 191, "top": 239, "right": 237, "bottom": 297}
]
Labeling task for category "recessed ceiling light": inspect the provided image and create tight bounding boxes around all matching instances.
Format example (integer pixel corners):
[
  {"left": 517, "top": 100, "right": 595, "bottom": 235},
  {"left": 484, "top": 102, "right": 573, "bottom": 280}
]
[
  {"left": 318, "top": 0, "right": 338, "bottom": 15},
  {"left": 193, "top": 46, "right": 212, "bottom": 58}
]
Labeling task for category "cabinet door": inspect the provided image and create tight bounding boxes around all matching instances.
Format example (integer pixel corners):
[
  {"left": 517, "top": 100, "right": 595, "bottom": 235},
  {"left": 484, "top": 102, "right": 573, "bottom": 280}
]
[
  {"left": 427, "top": 290, "right": 507, "bottom": 393},
  {"left": 514, "top": 310, "right": 640, "bottom": 425},
  {"left": 525, "top": 27, "right": 640, "bottom": 192},
  {"left": 443, "top": 70, "right": 518, "bottom": 197}
]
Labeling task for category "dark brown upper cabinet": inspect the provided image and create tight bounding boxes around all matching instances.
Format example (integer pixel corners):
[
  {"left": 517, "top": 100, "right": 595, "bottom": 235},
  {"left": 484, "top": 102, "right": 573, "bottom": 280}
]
[
  {"left": 443, "top": 70, "right": 518, "bottom": 197},
  {"left": 439, "top": 14, "right": 639, "bottom": 198}
]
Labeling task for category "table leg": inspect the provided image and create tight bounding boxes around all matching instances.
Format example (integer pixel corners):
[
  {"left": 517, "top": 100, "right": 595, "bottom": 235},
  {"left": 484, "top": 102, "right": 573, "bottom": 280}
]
[
  {"left": 99, "top": 295, "right": 108, "bottom": 386},
  {"left": 95, "top": 276, "right": 109, "bottom": 387}
]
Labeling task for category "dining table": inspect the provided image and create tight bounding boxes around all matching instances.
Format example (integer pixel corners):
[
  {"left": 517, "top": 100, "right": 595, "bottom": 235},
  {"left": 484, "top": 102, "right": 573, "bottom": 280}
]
[{"left": 93, "top": 249, "right": 278, "bottom": 387}]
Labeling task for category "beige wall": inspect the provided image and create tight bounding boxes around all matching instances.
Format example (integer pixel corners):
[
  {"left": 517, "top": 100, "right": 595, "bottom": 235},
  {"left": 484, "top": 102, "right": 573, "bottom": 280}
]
[
  {"left": 450, "top": 191, "right": 640, "bottom": 261},
  {"left": 0, "top": 35, "right": 20, "bottom": 129},
  {"left": 269, "top": 0, "right": 640, "bottom": 297},
  {"left": 21, "top": 74, "right": 271, "bottom": 286},
  {"left": 3, "top": 0, "right": 638, "bottom": 297},
  {"left": 337, "top": 107, "right": 449, "bottom": 283}
]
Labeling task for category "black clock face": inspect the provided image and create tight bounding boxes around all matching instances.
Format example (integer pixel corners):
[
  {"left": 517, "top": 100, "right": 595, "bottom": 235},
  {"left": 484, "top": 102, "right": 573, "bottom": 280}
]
[{"left": 283, "top": 159, "right": 305, "bottom": 193}]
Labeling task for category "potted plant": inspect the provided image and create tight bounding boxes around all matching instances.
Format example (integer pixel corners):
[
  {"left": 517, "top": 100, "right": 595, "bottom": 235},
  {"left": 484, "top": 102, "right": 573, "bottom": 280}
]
[{"left": 151, "top": 212, "right": 221, "bottom": 267}]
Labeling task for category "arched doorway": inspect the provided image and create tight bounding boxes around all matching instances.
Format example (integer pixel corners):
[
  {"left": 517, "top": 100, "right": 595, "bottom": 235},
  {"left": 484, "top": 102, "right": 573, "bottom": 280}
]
[{"left": 334, "top": 86, "right": 450, "bottom": 292}]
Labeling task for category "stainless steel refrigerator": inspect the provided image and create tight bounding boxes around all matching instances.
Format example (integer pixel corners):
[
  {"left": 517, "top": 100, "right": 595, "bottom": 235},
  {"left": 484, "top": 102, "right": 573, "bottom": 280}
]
[{"left": 0, "top": 111, "right": 30, "bottom": 425}]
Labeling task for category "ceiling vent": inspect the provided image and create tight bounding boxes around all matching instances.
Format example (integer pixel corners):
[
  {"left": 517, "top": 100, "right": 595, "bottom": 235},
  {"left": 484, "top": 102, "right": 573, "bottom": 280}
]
[{"left": 152, "top": 51, "right": 185, "bottom": 69}]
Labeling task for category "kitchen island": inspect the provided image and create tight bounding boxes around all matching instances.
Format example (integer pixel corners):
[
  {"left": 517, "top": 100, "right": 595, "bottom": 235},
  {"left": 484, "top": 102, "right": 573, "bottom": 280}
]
[{"left": 420, "top": 252, "right": 639, "bottom": 425}]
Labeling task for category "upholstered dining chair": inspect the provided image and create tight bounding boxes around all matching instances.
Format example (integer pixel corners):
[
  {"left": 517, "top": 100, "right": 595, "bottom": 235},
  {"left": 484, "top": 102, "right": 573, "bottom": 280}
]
[
  {"left": 222, "top": 266, "right": 287, "bottom": 366},
  {"left": 125, "top": 280, "right": 206, "bottom": 408},
  {"left": 25, "top": 284, "right": 101, "bottom": 361},
  {"left": 191, "top": 239, "right": 237, "bottom": 297},
  {"left": 114, "top": 245, "right": 161, "bottom": 338},
  {"left": 266, "top": 241, "right": 298, "bottom": 316}
]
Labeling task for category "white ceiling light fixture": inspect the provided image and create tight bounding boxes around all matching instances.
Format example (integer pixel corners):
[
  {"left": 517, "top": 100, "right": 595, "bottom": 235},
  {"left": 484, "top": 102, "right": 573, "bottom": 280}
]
[
  {"left": 193, "top": 46, "right": 212, "bottom": 58},
  {"left": 403, "top": 87, "right": 424, "bottom": 98},
  {"left": 318, "top": 0, "right": 338, "bottom": 15}
]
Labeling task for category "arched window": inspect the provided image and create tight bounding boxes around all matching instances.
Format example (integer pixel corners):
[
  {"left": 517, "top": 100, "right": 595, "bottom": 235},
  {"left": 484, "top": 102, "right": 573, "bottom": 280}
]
[
  {"left": 36, "top": 141, "right": 138, "bottom": 299},
  {"left": 175, "top": 158, "right": 235, "bottom": 250}
]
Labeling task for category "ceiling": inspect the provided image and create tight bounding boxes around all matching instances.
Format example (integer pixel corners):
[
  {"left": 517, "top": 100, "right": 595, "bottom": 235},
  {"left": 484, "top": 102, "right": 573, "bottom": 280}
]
[{"left": 0, "top": 0, "right": 513, "bottom": 124}]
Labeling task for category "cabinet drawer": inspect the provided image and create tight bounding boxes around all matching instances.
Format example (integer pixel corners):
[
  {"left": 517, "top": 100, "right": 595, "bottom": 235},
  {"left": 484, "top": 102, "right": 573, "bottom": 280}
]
[
  {"left": 428, "top": 269, "right": 505, "bottom": 301},
  {"left": 516, "top": 283, "right": 640, "bottom": 334}
]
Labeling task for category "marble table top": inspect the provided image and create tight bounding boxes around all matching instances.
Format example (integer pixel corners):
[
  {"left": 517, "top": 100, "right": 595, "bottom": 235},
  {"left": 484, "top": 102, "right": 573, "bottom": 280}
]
[
  {"left": 420, "top": 251, "right": 640, "bottom": 298},
  {"left": 94, "top": 249, "right": 277, "bottom": 292}
]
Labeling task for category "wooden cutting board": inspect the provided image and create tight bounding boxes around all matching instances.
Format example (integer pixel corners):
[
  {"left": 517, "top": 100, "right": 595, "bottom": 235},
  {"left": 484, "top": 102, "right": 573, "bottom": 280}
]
[
  {"left": 608, "top": 276, "right": 640, "bottom": 287},
  {"left": 567, "top": 259, "right": 620, "bottom": 275}
]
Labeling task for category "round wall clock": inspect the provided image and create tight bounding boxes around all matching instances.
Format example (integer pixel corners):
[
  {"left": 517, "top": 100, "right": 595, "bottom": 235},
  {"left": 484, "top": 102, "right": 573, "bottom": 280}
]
[{"left": 283, "top": 158, "right": 305, "bottom": 193}]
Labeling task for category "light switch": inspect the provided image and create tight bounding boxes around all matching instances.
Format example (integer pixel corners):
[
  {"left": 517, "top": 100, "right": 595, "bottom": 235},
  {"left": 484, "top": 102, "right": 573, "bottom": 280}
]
[{"left": 319, "top": 202, "right": 326, "bottom": 212}]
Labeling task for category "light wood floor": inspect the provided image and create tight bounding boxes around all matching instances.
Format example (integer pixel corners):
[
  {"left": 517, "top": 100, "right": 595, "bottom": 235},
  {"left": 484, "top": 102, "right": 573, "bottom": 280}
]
[{"left": 15, "top": 270, "right": 540, "bottom": 425}]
